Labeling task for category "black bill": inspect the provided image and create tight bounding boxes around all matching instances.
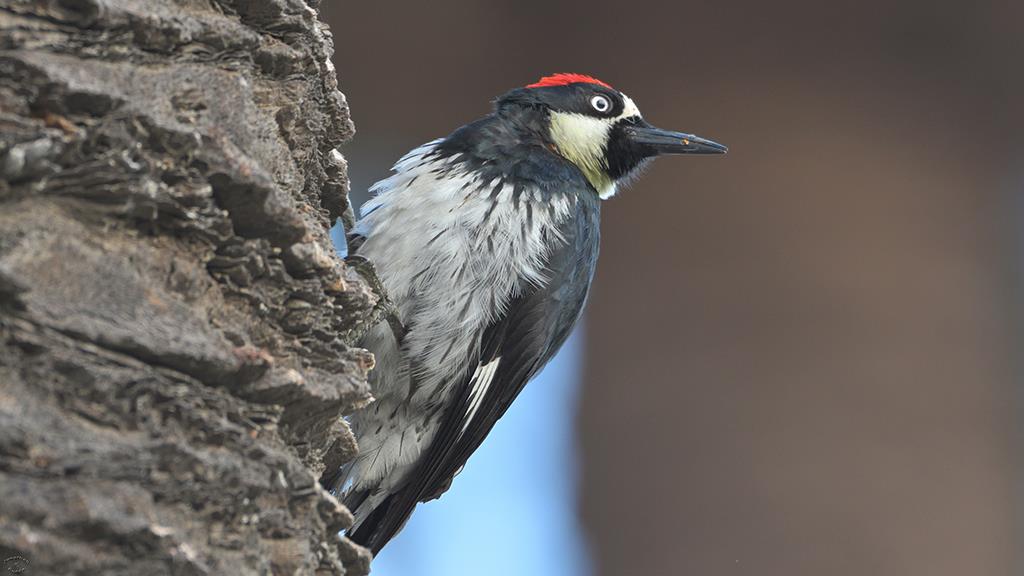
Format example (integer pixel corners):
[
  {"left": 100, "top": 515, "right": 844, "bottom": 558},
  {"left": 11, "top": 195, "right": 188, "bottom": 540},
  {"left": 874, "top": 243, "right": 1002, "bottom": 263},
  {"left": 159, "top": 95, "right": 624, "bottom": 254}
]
[{"left": 625, "top": 123, "right": 728, "bottom": 155}]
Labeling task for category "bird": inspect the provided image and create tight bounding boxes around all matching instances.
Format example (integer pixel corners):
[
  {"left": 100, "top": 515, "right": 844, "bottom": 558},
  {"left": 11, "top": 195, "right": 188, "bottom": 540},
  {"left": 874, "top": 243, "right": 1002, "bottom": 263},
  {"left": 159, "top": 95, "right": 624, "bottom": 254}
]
[{"left": 326, "top": 73, "right": 727, "bottom": 554}]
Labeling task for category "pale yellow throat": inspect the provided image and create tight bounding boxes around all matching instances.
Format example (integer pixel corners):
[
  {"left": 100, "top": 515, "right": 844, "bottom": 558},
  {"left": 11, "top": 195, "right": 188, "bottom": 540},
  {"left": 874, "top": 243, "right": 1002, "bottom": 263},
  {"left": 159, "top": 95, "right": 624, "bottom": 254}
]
[{"left": 548, "top": 111, "right": 617, "bottom": 199}]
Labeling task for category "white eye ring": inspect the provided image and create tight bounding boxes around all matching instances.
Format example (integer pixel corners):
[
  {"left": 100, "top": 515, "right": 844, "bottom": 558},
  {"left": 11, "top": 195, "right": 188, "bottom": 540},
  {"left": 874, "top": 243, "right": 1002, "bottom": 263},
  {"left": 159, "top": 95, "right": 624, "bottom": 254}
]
[{"left": 590, "top": 95, "right": 611, "bottom": 113}]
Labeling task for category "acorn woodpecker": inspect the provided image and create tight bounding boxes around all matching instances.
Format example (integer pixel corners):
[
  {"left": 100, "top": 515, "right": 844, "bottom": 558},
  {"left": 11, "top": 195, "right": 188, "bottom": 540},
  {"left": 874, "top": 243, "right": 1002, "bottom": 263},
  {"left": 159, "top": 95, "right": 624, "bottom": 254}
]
[{"left": 328, "top": 73, "right": 726, "bottom": 553}]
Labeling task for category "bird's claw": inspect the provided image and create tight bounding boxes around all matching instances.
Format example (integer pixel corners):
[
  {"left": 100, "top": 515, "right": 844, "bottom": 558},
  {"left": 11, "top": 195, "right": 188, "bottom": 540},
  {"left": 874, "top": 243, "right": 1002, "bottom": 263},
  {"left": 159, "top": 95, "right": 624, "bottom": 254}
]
[{"left": 345, "top": 255, "right": 408, "bottom": 345}]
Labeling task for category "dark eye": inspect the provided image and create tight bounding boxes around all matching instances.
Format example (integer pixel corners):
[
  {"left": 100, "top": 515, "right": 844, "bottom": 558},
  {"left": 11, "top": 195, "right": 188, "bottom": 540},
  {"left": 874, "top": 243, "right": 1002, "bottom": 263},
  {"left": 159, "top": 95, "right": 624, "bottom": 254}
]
[{"left": 590, "top": 95, "right": 611, "bottom": 113}]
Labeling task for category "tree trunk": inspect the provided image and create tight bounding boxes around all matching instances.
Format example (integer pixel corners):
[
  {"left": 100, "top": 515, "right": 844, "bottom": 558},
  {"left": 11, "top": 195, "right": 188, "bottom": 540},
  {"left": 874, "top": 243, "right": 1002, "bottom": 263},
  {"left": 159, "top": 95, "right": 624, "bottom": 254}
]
[{"left": 0, "top": 1, "right": 378, "bottom": 574}]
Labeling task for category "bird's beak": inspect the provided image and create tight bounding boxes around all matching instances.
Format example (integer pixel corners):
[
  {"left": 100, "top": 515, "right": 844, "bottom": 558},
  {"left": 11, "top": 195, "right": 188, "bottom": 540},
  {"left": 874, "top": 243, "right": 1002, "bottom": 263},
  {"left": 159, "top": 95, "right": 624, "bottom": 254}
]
[{"left": 625, "top": 123, "right": 728, "bottom": 155}]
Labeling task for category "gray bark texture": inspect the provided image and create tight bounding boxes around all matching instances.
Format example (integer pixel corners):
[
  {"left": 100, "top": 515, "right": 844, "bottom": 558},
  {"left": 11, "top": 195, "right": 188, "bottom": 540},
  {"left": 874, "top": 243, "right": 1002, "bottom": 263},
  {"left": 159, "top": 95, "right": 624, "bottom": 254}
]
[{"left": 0, "top": 1, "right": 379, "bottom": 574}]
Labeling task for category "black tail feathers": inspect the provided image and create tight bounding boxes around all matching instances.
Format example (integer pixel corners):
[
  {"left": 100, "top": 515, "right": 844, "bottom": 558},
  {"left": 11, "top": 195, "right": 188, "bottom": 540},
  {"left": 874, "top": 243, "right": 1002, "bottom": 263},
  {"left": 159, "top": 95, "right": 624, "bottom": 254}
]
[{"left": 346, "top": 488, "right": 417, "bottom": 555}]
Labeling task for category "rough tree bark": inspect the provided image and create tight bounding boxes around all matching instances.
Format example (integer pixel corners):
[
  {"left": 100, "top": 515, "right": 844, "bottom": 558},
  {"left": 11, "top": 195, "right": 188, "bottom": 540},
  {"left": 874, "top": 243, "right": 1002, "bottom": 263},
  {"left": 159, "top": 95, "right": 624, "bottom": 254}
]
[{"left": 0, "top": 1, "right": 379, "bottom": 574}]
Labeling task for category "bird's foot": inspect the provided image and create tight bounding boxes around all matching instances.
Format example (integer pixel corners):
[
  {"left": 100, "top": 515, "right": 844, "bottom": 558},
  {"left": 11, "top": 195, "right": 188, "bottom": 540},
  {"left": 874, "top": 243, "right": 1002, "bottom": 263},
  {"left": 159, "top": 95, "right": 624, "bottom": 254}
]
[{"left": 346, "top": 255, "right": 408, "bottom": 344}]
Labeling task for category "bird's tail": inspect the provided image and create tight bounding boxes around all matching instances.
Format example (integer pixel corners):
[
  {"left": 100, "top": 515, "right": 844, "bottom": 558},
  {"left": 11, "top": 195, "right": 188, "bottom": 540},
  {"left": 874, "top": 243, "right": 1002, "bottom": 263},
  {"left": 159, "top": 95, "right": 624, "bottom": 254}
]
[
  {"left": 345, "top": 486, "right": 418, "bottom": 555},
  {"left": 322, "top": 453, "right": 415, "bottom": 554}
]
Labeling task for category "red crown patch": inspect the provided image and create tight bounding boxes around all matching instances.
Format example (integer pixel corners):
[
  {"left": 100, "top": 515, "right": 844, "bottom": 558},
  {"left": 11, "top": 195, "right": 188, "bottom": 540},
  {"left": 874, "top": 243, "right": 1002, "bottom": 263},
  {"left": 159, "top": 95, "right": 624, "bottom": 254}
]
[{"left": 526, "top": 73, "right": 613, "bottom": 90}]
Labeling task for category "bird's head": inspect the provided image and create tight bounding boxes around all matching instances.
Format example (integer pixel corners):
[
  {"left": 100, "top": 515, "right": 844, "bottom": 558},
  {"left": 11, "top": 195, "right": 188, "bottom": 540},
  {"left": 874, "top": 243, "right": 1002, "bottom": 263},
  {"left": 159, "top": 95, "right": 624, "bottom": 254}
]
[{"left": 497, "top": 73, "right": 727, "bottom": 198}]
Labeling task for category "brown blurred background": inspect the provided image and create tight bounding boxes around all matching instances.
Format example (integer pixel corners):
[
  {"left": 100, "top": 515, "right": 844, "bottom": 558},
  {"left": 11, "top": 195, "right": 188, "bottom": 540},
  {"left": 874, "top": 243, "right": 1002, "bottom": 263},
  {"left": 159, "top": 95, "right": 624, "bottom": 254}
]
[{"left": 323, "top": 1, "right": 1023, "bottom": 574}]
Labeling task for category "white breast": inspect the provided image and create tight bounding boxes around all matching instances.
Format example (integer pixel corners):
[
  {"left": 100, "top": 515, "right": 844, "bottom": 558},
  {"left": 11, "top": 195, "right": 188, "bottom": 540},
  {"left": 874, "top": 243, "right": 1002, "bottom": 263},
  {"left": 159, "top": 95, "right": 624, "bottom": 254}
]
[
  {"left": 356, "top": 141, "right": 574, "bottom": 400},
  {"left": 347, "top": 142, "right": 573, "bottom": 490}
]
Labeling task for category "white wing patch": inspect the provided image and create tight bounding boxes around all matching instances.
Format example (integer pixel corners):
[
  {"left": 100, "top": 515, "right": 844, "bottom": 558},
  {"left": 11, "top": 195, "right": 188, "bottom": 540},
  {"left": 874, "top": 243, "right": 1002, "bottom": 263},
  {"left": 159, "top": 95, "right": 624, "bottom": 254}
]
[{"left": 461, "top": 357, "right": 501, "bottom": 435}]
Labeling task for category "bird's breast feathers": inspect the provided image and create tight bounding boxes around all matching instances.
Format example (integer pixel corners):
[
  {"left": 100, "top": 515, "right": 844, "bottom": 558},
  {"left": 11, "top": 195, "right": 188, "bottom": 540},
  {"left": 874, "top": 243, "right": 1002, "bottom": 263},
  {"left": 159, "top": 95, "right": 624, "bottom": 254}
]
[{"left": 353, "top": 140, "right": 584, "bottom": 402}]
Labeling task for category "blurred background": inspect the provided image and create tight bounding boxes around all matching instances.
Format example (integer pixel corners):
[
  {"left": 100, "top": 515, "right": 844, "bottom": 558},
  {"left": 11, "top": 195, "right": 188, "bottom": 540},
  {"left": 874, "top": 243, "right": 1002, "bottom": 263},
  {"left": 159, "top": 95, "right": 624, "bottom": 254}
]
[{"left": 322, "top": 1, "right": 1022, "bottom": 574}]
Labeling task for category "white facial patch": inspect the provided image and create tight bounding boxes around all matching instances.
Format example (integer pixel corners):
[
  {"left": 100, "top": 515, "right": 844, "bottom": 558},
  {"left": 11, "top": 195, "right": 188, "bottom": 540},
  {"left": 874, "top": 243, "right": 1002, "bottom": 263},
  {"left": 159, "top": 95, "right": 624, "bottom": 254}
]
[
  {"left": 549, "top": 112, "right": 614, "bottom": 195},
  {"left": 548, "top": 93, "right": 642, "bottom": 199},
  {"left": 620, "top": 93, "right": 641, "bottom": 118}
]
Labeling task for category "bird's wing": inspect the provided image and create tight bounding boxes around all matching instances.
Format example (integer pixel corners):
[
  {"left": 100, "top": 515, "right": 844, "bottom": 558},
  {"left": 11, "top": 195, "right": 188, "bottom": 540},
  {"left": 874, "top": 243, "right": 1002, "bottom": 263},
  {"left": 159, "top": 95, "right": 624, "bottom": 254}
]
[{"left": 349, "top": 198, "right": 600, "bottom": 553}]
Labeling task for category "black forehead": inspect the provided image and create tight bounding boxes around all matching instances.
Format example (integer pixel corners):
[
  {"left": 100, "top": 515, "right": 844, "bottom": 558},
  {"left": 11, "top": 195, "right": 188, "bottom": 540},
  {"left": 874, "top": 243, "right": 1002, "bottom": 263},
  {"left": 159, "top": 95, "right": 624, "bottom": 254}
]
[{"left": 497, "top": 83, "right": 625, "bottom": 117}]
